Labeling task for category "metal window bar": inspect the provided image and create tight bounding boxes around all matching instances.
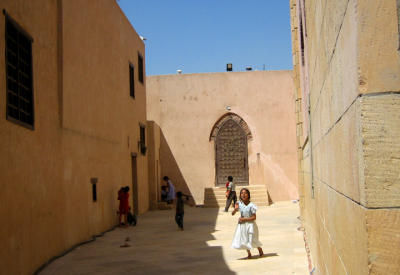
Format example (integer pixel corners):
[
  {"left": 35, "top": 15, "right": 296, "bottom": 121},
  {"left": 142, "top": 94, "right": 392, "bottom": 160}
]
[{"left": 5, "top": 14, "right": 34, "bottom": 128}]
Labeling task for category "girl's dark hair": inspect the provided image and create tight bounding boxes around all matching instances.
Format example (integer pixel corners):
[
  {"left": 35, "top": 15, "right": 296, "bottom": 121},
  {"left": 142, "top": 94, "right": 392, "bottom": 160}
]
[
  {"left": 163, "top": 176, "right": 169, "bottom": 181},
  {"left": 239, "top": 188, "right": 251, "bottom": 201},
  {"left": 228, "top": 176, "right": 233, "bottom": 181},
  {"left": 176, "top": 191, "right": 182, "bottom": 198},
  {"left": 124, "top": 186, "right": 130, "bottom": 192}
]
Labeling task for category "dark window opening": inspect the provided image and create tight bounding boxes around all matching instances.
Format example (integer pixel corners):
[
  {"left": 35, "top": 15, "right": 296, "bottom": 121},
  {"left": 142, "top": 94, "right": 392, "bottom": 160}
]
[
  {"left": 138, "top": 53, "right": 144, "bottom": 84},
  {"left": 129, "top": 63, "right": 135, "bottom": 98},
  {"left": 5, "top": 15, "right": 34, "bottom": 128},
  {"left": 139, "top": 125, "right": 146, "bottom": 155},
  {"left": 91, "top": 177, "right": 98, "bottom": 202},
  {"left": 92, "top": 183, "right": 97, "bottom": 202},
  {"left": 299, "top": 14, "right": 305, "bottom": 66}
]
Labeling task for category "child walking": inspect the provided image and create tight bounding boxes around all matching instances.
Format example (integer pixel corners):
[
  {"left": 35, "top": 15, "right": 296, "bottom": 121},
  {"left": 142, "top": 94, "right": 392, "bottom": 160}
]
[
  {"left": 231, "top": 188, "right": 264, "bottom": 259},
  {"left": 224, "top": 176, "right": 237, "bottom": 212},
  {"left": 175, "top": 191, "right": 184, "bottom": 230}
]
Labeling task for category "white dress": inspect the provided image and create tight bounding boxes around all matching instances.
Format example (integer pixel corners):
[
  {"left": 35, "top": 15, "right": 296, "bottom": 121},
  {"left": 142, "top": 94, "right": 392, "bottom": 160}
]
[{"left": 231, "top": 201, "right": 262, "bottom": 250}]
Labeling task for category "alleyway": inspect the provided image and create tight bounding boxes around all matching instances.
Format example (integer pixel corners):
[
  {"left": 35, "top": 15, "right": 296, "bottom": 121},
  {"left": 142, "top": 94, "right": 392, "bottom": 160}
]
[{"left": 40, "top": 201, "right": 308, "bottom": 275}]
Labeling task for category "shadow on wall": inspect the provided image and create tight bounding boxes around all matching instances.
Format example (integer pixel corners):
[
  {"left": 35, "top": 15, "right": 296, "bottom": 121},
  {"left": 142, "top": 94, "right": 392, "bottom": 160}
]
[
  {"left": 204, "top": 188, "right": 220, "bottom": 207},
  {"left": 160, "top": 129, "right": 195, "bottom": 205},
  {"left": 155, "top": 130, "right": 234, "bottom": 273},
  {"left": 259, "top": 152, "right": 299, "bottom": 201}
]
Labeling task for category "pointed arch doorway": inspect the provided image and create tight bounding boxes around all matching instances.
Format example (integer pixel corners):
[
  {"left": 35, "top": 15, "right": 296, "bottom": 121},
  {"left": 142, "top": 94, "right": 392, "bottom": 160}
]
[{"left": 210, "top": 113, "right": 252, "bottom": 186}]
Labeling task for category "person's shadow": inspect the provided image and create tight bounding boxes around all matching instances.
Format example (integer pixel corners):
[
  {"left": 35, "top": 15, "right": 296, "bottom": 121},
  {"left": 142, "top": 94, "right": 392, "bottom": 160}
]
[{"left": 238, "top": 252, "right": 278, "bottom": 260}]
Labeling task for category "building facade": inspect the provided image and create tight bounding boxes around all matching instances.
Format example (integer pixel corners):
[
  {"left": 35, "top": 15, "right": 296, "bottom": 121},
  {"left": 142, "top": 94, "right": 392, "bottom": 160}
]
[
  {"left": 147, "top": 71, "right": 299, "bottom": 205},
  {"left": 290, "top": 0, "right": 400, "bottom": 274},
  {"left": 0, "top": 1, "right": 148, "bottom": 274}
]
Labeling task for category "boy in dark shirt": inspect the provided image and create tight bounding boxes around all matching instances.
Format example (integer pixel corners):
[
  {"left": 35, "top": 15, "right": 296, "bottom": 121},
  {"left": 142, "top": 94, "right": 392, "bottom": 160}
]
[{"left": 175, "top": 191, "right": 184, "bottom": 231}]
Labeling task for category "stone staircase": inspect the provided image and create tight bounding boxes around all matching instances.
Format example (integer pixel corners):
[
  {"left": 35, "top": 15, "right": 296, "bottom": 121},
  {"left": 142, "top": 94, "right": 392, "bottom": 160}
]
[
  {"left": 157, "top": 201, "right": 173, "bottom": 210},
  {"left": 204, "top": 185, "right": 270, "bottom": 208}
]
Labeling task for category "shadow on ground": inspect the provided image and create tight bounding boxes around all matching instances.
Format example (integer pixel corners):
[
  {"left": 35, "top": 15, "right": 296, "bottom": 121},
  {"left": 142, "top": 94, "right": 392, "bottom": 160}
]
[
  {"left": 238, "top": 252, "right": 279, "bottom": 260},
  {"left": 40, "top": 207, "right": 235, "bottom": 274}
]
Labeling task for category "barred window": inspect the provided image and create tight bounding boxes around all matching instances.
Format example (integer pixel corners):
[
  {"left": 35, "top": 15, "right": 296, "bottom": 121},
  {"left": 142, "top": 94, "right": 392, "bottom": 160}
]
[
  {"left": 139, "top": 125, "right": 146, "bottom": 155},
  {"left": 6, "top": 15, "right": 34, "bottom": 128},
  {"left": 129, "top": 63, "right": 135, "bottom": 98},
  {"left": 138, "top": 53, "right": 144, "bottom": 84}
]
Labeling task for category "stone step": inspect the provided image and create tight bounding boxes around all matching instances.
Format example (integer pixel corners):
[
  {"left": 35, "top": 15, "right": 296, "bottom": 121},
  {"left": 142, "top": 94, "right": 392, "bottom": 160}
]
[
  {"left": 207, "top": 197, "right": 270, "bottom": 202},
  {"left": 205, "top": 186, "right": 268, "bottom": 193},
  {"left": 205, "top": 198, "right": 270, "bottom": 204},
  {"left": 204, "top": 185, "right": 269, "bottom": 208},
  {"left": 205, "top": 201, "right": 269, "bottom": 208},
  {"left": 157, "top": 202, "right": 172, "bottom": 210},
  {"left": 205, "top": 194, "right": 270, "bottom": 198},
  {"left": 204, "top": 192, "right": 267, "bottom": 196},
  {"left": 206, "top": 185, "right": 266, "bottom": 191}
]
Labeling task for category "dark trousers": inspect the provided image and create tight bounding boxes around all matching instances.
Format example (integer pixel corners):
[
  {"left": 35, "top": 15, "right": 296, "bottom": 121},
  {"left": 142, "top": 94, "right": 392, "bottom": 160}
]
[
  {"left": 224, "top": 191, "right": 237, "bottom": 212},
  {"left": 175, "top": 213, "right": 184, "bottom": 229}
]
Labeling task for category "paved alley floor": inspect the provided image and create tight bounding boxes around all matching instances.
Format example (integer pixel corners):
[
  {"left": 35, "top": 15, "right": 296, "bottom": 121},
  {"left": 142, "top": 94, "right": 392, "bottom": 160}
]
[{"left": 40, "top": 201, "right": 308, "bottom": 275}]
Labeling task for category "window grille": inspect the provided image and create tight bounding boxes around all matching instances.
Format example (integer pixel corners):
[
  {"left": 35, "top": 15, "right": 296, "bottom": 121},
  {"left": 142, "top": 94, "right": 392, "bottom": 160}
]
[{"left": 5, "top": 15, "right": 34, "bottom": 128}]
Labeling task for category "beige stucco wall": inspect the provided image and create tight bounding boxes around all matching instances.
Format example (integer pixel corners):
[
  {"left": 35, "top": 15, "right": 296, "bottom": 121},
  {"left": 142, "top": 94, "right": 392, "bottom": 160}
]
[
  {"left": 61, "top": 0, "right": 148, "bottom": 214},
  {"left": 291, "top": 0, "right": 400, "bottom": 274},
  {"left": 147, "top": 121, "right": 161, "bottom": 209},
  {"left": 147, "top": 71, "right": 298, "bottom": 204},
  {"left": 0, "top": 1, "right": 148, "bottom": 274}
]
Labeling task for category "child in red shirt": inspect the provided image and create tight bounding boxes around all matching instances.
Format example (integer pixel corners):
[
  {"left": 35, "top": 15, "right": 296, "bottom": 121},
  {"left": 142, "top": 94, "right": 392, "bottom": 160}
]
[{"left": 118, "top": 186, "right": 130, "bottom": 227}]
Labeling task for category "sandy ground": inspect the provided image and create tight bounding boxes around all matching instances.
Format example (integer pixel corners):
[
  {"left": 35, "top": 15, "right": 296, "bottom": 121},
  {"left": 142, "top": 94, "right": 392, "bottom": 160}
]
[{"left": 40, "top": 201, "right": 308, "bottom": 275}]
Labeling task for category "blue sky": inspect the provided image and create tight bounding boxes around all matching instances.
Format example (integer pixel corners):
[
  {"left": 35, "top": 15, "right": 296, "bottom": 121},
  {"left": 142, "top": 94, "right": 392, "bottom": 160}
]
[{"left": 117, "top": 0, "right": 293, "bottom": 76}]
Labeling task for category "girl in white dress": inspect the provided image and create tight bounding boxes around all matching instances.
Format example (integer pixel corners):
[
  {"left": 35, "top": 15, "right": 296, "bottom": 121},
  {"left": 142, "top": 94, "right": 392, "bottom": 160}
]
[{"left": 231, "top": 188, "right": 264, "bottom": 259}]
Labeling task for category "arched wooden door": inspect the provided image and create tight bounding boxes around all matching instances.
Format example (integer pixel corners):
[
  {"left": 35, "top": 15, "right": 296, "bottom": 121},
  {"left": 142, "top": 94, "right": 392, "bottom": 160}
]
[{"left": 215, "top": 119, "right": 249, "bottom": 186}]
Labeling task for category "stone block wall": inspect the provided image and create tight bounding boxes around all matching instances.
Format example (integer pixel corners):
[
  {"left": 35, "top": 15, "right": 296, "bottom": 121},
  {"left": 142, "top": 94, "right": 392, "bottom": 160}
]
[{"left": 290, "top": 0, "right": 400, "bottom": 273}]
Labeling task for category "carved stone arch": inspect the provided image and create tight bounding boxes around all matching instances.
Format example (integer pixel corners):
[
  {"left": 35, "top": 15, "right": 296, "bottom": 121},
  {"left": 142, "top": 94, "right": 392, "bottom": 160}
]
[
  {"left": 210, "top": 113, "right": 251, "bottom": 186},
  {"left": 209, "top": 112, "right": 252, "bottom": 141}
]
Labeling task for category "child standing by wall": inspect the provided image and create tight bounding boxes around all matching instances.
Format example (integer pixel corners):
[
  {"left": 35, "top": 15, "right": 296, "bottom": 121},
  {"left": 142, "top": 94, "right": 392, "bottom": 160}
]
[
  {"left": 118, "top": 186, "right": 130, "bottom": 227},
  {"left": 163, "top": 176, "right": 176, "bottom": 204},
  {"left": 175, "top": 191, "right": 184, "bottom": 230},
  {"left": 231, "top": 188, "right": 263, "bottom": 259}
]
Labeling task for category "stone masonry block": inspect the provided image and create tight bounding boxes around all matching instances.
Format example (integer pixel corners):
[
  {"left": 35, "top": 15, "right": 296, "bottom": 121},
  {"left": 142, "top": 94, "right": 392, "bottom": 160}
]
[
  {"left": 357, "top": 0, "right": 400, "bottom": 94},
  {"left": 310, "top": 0, "right": 358, "bottom": 146},
  {"left": 317, "top": 215, "right": 348, "bottom": 275},
  {"left": 316, "top": 180, "right": 368, "bottom": 275},
  {"left": 360, "top": 94, "right": 400, "bottom": 207},
  {"left": 309, "top": 0, "right": 349, "bottom": 110},
  {"left": 366, "top": 208, "right": 400, "bottom": 274},
  {"left": 312, "top": 101, "right": 361, "bottom": 202}
]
